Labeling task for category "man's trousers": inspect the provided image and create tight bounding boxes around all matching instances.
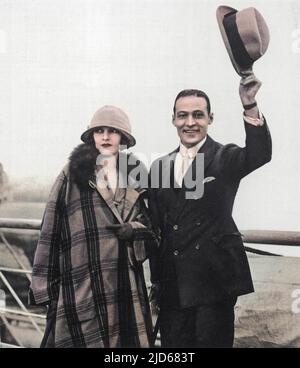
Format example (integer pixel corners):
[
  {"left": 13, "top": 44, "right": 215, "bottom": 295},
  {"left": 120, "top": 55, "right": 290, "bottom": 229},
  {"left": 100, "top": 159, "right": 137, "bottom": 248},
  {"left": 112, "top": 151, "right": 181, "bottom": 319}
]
[{"left": 159, "top": 297, "right": 237, "bottom": 348}]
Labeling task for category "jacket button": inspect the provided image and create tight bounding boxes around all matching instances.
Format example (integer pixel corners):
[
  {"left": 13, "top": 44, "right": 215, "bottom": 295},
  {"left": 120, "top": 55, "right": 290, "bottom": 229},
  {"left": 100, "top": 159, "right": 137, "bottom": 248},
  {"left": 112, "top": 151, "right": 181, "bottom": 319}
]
[
  {"left": 195, "top": 244, "right": 200, "bottom": 250},
  {"left": 196, "top": 222, "right": 201, "bottom": 226},
  {"left": 173, "top": 224, "right": 178, "bottom": 230},
  {"left": 173, "top": 250, "right": 179, "bottom": 256}
]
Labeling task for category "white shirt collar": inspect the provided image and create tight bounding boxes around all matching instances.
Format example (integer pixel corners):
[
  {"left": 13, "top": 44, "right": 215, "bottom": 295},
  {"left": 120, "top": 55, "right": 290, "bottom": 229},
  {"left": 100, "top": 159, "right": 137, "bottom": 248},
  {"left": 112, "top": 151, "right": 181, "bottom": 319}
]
[{"left": 179, "top": 136, "right": 207, "bottom": 159}]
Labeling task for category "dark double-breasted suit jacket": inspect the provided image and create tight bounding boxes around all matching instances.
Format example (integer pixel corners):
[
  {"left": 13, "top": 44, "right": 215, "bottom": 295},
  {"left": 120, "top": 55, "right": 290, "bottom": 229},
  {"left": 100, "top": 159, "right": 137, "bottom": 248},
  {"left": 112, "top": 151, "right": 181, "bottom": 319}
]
[{"left": 148, "top": 119, "right": 272, "bottom": 310}]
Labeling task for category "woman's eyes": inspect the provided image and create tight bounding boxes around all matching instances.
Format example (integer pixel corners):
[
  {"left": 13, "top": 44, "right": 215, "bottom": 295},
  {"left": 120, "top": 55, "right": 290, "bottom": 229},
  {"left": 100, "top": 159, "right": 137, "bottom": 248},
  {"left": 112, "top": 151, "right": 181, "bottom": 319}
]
[{"left": 95, "top": 128, "right": 118, "bottom": 134}]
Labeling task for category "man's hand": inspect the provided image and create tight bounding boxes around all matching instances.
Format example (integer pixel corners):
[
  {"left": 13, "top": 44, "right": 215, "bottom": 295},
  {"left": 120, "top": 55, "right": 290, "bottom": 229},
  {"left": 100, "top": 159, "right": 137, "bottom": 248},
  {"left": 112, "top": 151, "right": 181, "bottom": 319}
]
[
  {"left": 239, "top": 70, "right": 262, "bottom": 104},
  {"left": 239, "top": 71, "right": 262, "bottom": 118},
  {"left": 106, "top": 223, "right": 134, "bottom": 240}
]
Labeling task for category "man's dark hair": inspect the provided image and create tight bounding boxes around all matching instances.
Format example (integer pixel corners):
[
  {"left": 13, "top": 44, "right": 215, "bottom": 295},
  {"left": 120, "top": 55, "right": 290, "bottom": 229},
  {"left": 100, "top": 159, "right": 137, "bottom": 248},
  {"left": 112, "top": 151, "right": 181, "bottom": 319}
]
[{"left": 173, "top": 89, "right": 211, "bottom": 116}]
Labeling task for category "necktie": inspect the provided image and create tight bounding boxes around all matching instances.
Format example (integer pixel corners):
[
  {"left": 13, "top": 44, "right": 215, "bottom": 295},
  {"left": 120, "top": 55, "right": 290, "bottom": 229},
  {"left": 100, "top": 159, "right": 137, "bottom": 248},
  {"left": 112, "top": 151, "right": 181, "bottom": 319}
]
[{"left": 180, "top": 151, "right": 190, "bottom": 186}]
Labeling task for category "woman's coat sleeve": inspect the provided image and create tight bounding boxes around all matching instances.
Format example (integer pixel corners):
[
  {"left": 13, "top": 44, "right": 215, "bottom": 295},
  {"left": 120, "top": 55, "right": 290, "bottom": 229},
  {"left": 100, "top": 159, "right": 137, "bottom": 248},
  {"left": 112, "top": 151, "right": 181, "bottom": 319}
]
[{"left": 29, "top": 171, "right": 67, "bottom": 306}]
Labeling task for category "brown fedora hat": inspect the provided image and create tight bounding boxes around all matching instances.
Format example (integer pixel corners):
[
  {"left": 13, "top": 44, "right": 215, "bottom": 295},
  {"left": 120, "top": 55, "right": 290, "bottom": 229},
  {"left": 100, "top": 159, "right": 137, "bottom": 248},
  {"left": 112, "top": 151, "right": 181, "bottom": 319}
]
[{"left": 216, "top": 6, "right": 270, "bottom": 76}]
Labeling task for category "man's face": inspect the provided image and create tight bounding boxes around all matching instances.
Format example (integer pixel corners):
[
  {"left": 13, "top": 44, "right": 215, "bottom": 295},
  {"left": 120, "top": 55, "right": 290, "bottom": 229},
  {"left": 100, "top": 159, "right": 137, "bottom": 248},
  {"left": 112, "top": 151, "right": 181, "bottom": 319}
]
[{"left": 173, "top": 95, "right": 211, "bottom": 148}]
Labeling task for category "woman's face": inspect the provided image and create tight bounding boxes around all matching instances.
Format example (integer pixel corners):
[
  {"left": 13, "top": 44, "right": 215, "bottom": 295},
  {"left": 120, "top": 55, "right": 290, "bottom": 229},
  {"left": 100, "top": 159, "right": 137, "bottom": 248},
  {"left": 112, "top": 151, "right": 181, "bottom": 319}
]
[{"left": 93, "top": 127, "right": 122, "bottom": 156}]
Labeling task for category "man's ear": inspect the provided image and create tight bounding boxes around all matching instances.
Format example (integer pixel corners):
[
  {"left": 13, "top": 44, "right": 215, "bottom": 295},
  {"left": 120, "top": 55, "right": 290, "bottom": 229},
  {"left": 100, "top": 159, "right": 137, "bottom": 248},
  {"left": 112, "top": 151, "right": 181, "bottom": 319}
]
[
  {"left": 209, "top": 113, "right": 214, "bottom": 124},
  {"left": 172, "top": 115, "right": 176, "bottom": 126}
]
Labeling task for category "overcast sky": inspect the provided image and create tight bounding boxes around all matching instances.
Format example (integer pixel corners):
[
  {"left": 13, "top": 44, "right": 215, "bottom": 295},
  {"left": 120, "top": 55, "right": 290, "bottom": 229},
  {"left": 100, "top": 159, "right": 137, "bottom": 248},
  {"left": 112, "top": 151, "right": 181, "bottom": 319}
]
[{"left": 0, "top": 0, "right": 300, "bottom": 232}]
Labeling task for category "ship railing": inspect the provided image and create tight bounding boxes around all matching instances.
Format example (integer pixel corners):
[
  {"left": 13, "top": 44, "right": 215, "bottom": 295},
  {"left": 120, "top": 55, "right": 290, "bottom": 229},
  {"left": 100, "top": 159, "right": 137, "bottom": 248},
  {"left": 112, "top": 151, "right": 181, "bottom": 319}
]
[{"left": 0, "top": 218, "right": 44, "bottom": 348}]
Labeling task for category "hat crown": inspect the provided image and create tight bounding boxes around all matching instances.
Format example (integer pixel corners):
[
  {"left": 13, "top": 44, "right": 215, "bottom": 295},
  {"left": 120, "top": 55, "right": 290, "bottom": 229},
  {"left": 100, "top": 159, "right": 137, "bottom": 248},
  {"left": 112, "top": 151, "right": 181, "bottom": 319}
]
[
  {"left": 235, "top": 7, "right": 270, "bottom": 59},
  {"left": 80, "top": 105, "right": 136, "bottom": 147},
  {"left": 216, "top": 5, "right": 270, "bottom": 75},
  {"left": 89, "top": 105, "right": 131, "bottom": 133}
]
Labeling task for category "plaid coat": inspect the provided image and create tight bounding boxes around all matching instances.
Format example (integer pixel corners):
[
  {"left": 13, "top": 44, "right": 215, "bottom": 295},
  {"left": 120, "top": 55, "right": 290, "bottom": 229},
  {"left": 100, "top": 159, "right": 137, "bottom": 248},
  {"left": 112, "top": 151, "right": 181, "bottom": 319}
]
[{"left": 29, "top": 144, "right": 157, "bottom": 348}]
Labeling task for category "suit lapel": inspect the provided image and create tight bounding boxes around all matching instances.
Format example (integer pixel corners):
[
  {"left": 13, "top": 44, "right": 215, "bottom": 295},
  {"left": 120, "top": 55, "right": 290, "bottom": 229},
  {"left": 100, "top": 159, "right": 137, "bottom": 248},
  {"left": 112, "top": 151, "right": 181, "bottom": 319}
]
[
  {"left": 173, "top": 135, "right": 218, "bottom": 221},
  {"left": 183, "top": 135, "right": 217, "bottom": 184}
]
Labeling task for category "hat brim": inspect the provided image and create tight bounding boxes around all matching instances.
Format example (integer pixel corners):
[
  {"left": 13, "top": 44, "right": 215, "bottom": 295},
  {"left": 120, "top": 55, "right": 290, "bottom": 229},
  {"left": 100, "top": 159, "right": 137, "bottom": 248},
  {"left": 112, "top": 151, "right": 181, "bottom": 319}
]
[
  {"left": 81, "top": 127, "right": 136, "bottom": 148},
  {"left": 216, "top": 5, "right": 248, "bottom": 76}
]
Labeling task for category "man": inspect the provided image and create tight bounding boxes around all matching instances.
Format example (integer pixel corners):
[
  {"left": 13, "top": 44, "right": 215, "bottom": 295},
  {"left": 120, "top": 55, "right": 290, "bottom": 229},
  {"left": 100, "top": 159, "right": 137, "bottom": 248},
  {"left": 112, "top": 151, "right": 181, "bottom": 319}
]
[{"left": 148, "top": 74, "right": 272, "bottom": 348}]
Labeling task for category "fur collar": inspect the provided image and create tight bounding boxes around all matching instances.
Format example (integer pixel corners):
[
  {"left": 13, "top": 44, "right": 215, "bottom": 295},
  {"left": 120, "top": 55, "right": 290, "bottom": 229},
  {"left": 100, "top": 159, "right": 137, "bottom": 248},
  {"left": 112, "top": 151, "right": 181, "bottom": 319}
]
[
  {"left": 69, "top": 143, "right": 98, "bottom": 190},
  {"left": 69, "top": 143, "right": 148, "bottom": 192}
]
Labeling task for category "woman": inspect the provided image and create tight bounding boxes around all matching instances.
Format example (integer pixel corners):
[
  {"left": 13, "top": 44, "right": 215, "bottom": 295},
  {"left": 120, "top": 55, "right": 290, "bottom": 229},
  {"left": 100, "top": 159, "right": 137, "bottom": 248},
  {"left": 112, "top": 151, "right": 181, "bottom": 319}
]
[{"left": 29, "top": 105, "right": 157, "bottom": 348}]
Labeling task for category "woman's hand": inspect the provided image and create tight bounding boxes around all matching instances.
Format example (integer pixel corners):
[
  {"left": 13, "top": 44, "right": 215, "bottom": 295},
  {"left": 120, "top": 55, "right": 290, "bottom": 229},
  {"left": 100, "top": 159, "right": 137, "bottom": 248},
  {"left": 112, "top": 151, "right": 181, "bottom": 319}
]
[{"left": 106, "top": 223, "right": 134, "bottom": 240}]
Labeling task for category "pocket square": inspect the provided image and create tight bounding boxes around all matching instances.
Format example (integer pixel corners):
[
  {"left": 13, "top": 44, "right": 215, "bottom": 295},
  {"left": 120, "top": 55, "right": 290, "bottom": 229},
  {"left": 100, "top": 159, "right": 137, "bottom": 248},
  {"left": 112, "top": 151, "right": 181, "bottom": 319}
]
[{"left": 203, "top": 176, "right": 216, "bottom": 184}]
